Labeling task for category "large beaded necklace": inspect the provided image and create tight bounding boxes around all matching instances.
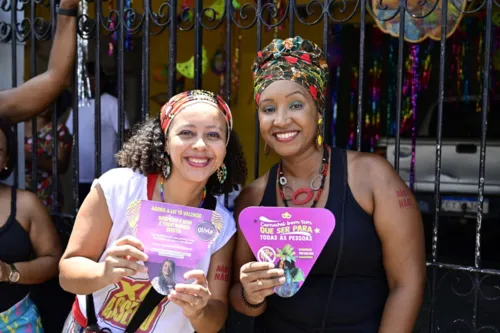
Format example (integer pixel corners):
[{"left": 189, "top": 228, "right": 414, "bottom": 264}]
[{"left": 277, "top": 145, "right": 330, "bottom": 208}]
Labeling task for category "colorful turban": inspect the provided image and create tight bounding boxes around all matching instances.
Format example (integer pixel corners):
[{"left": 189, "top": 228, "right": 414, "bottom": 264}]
[
  {"left": 252, "top": 36, "right": 329, "bottom": 114},
  {"left": 160, "top": 89, "right": 233, "bottom": 145}
]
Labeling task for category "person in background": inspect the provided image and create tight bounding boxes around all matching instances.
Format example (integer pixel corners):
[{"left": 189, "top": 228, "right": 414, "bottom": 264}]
[
  {"left": 0, "top": 0, "right": 78, "bottom": 124},
  {"left": 66, "top": 63, "right": 130, "bottom": 204},
  {"left": 24, "top": 91, "right": 73, "bottom": 213},
  {"left": 230, "top": 36, "right": 426, "bottom": 333},
  {"left": 0, "top": 118, "right": 62, "bottom": 332}
]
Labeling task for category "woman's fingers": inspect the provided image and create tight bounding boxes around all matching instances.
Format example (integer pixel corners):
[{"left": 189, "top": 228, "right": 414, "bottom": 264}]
[
  {"left": 240, "top": 267, "right": 284, "bottom": 284},
  {"left": 114, "top": 235, "right": 145, "bottom": 251},
  {"left": 247, "top": 275, "right": 285, "bottom": 292},
  {"left": 107, "top": 244, "right": 148, "bottom": 262},
  {"left": 105, "top": 256, "right": 147, "bottom": 273}
]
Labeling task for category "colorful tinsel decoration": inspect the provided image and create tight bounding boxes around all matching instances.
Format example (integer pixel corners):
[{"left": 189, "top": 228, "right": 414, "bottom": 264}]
[
  {"left": 409, "top": 44, "right": 420, "bottom": 192},
  {"left": 77, "top": 0, "right": 91, "bottom": 106}
]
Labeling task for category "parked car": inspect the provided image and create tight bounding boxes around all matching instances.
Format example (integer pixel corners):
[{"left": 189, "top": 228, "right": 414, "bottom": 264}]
[{"left": 375, "top": 96, "right": 500, "bottom": 219}]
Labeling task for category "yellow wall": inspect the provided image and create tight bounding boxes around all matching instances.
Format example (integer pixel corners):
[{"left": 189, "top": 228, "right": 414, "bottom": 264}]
[
  {"left": 26, "top": 2, "right": 369, "bottom": 184},
  {"left": 145, "top": 3, "right": 369, "bottom": 183}
]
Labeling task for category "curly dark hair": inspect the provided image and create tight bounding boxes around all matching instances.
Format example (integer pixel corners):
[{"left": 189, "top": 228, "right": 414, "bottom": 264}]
[
  {"left": 115, "top": 116, "right": 248, "bottom": 195},
  {"left": 0, "top": 117, "right": 16, "bottom": 181}
]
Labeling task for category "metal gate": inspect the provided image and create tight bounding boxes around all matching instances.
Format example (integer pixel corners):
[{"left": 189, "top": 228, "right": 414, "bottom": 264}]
[{"left": 1, "top": 0, "right": 499, "bottom": 332}]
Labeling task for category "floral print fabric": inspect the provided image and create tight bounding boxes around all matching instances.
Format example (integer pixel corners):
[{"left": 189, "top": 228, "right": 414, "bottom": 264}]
[
  {"left": 25, "top": 123, "right": 72, "bottom": 212},
  {"left": 252, "top": 36, "right": 329, "bottom": 114}
]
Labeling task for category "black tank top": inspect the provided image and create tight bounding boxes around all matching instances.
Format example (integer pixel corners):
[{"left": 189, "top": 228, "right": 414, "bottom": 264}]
[
  {"left": 254, "top": 147, "right": 389, "bottom": 333},
  {"left": 0, "top": 187, "right": 33, "bottom": 312}
]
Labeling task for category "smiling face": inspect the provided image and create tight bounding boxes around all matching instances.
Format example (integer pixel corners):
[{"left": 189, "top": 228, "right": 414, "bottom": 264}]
[
  {"left": 258, "top": 80, "right": 320, "bottom": 157},
  {"left": 165, "top": 103, "right": 227, "bottom": 184},
  {"left": 162, "top": 261, "right": 174, "bottom": 276}
]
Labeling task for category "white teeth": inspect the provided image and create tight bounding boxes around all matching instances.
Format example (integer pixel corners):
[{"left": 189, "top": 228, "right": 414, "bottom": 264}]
[
  {"left": 187, "top": 158, "right": 208, "bottom": 164},
  {"left": 276, "top": 132, "right": 298, "bottom": 140}
]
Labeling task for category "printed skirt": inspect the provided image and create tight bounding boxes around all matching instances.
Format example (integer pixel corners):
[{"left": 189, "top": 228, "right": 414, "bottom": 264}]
[{"left": 0, "top": 295, "right": 44, "bottom": 333}]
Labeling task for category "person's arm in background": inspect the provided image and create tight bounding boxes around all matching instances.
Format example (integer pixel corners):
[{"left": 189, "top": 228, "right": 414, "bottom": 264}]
[{"left": 0, "top": 0, "right": 79, "bottom": 124}]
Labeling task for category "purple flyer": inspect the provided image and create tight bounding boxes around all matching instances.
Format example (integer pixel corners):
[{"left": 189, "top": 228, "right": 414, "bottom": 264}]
[
  {"left": 126, "top": 200, "right": 224, "bottom": 295},
  {"left": 239, "top": 207, "right": 335, "bottom": 298}
]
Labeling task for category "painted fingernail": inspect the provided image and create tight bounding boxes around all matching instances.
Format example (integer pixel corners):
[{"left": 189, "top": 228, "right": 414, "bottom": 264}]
[{"left": 279, "top": 277, "right": 286, "bottom": 283}]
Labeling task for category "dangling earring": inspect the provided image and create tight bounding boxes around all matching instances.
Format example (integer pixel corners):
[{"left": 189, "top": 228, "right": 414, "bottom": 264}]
[
  {"left": 264, "top": 142, "right": 270, "bottom": 157},
  {"left": 3, "top": 166, "right": 7, "bottom": 170},
  {"left": 217, "top": 164, "right": 227, "bottom": 184},
  {"left": 316, "top": 117, "right": 323, "bottom": 150},
  {"left": 162, "top": 153, "right": 171, "bottom": 179}
]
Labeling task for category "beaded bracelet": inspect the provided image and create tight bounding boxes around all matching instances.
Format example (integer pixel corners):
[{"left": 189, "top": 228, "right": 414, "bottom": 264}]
[{"left": 240, "top": 286, "right": 265, "bottom": 309}]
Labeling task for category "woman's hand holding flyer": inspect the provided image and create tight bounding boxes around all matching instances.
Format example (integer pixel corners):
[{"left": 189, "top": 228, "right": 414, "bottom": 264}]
[
  {"left": 168, "top": 269, "right": 212, "bottom": 319},
  {"left": 101, "top": 235, "right": 149, "bottom": 284}
]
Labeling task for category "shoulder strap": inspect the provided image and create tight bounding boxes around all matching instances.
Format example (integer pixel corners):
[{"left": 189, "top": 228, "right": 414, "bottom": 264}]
[
  {"left": 124, "top": 289, "right": 165, "bottom": 333},
  {"left": 86, "top": 295, "right": 98, "bottom": 328},
  {"left": 10, "top": 186, "right": 16, "bottom": 218},
  {"left": 259, "top": 164, "right": 278, "bottom": 206},
  {"left": 86, "top": 184, "right": 219, "bottom": 331},
  {"left": 319, "top": 147, "right": 347, "bottom": 333}
]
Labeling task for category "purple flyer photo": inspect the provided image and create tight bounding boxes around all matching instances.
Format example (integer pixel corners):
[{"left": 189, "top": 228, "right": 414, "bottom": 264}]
[
  {"left": 239, "top": 207, "right": 335, "bottom": 298},
  {"left": 129, "top": 200, "right": 224, "bottom": 296}
]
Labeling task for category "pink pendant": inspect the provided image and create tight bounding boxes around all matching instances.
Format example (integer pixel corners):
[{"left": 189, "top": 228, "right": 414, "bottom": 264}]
[{"left": 292, "top": 188, "right": 314, "bottom": 206}]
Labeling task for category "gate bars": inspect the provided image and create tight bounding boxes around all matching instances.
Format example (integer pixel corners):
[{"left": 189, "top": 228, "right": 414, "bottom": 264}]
[{"left": 1, "top": 0, "right": 499, "bottom": 331}]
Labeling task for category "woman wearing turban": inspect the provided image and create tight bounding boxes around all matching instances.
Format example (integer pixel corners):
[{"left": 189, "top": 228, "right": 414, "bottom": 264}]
[{"left": 230, "top": 36, "right": 426, "bottom": 332}]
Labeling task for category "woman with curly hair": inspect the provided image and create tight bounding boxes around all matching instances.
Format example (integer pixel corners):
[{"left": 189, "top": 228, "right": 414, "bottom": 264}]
[{"left": 59, "top": 90, "right": 247, "bottom": 333}]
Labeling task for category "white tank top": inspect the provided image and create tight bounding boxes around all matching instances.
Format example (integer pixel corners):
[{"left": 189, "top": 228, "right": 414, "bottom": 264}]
[{"left": 75, "top": 168, "right": 236, "bottom": 333}]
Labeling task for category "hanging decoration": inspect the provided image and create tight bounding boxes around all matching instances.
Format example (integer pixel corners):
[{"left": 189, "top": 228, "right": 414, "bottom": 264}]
[
  {"left": 365, "top": 30, "right": 383, "bottom": 152},
  {"left": 77, "top": 0, "right": 91, "bottom": 106},
  {"left": 206, "top": 0, "right": 241, "bottom": 19},
  {"left": 346, "top": 66, "right": 358, "bottom": 150},
  {"left": 209, "top": 0, "right": 242, "bottom": 100},
  {"left": 211, "top": 46, "right": 226, "bottom": 96},
  {"left": 328, "top": 25, "right": 343, "bottom": 146},
  {"left": 476, "top": 30, "right": 484, "bottom": 112},
  {"left": 176, "top": 46, "right": 209, "bottom": 79},
  {"left": 492, "top": 25, "right": 500, "bottom": 95},
  {"left": 108, "top": 0, "right": 116, "bottom": 56},
  {"left": 409, "top": 44, "right": 419, "bottom": 192},
  {"left": 386, "top": 39, "right": 396, "bottom": 137},
  {"left": 370, "top": 0, "right": 466, "bottom": 43},
  {"left": 180, "top": 0, "right": 194, "bottom": 22},
  {"left": 125, "top": 0, "right": 134, "bottom": 51},
  {"left": 258, "top": 0, "right": 285, "bottom": 34},
  {"left": 231, "top": 25, "right": 242, "bottom": 104}
]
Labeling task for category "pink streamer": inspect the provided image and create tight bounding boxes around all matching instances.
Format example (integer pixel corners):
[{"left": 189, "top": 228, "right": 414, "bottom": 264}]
[{"left": 409, "top": 44, "right": 419, "bottom": 192}]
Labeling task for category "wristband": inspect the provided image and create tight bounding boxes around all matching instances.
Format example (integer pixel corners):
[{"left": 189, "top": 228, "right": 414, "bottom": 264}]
[
  {"left": 240, "top": 286, "right": 265, "bottom": 309},
  {"left": 56, "top": 5, "right": 78, "bottom": 17}
]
